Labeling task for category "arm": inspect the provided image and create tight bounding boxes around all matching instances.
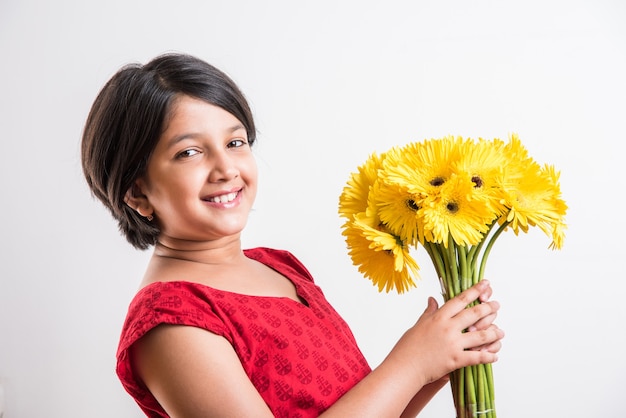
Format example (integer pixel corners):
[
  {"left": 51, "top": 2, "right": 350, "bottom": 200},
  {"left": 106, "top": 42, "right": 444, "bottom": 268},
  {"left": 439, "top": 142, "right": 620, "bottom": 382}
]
[
  {"left": 132, "top": 280, "right": 503, "bottom": 418},
  {"left": 400, "top": 376, "right": 450, "bottom": 418},
  {"left": 132, "top": 325, "right": 275, "bottom": 418}
]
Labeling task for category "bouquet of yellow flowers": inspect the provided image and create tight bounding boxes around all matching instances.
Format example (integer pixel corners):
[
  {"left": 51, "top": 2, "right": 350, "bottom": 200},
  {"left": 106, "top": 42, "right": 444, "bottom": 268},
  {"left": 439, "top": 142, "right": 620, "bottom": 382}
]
[{"left": 338, "top": 134, "right": 567, "bottom": 418}]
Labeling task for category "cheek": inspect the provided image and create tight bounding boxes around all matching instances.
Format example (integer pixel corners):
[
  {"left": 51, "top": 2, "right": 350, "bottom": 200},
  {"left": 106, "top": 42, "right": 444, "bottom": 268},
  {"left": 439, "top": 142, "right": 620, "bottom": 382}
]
[
  {"left": 241, "top": 157, "right": 258, "bottom": 199},
  {"left": 147, "top": 174, "right": 201, "bottom": 207},
  {"left": 246, "top": 155, "right": 258, "bottom": 180}
]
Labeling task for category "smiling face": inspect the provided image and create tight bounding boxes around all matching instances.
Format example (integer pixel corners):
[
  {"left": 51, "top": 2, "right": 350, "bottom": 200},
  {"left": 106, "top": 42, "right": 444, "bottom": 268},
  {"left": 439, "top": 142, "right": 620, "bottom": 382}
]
[{"left": 130, "top": 95, "right": 258, "bottom": 247}]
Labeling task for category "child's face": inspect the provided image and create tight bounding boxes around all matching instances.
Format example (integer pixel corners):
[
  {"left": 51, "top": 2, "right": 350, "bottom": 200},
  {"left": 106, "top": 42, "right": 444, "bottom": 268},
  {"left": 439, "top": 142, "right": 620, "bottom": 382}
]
[{"left": 136, "top": 95, "right": 258, "bottom": 244}]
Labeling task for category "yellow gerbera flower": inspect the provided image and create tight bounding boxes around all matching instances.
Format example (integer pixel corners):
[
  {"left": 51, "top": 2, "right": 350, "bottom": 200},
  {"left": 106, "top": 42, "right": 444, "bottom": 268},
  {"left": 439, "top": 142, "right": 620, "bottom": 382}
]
[
  {"left": 502, "top": 133, "right": 532, "bottom": 164},
  {"left": 338, "top": 152, "right": 386, "bottom": 221},
  {"left": 453, "top": 137, "right": 509, "bottom": 218},
  {"left": 342, "top": 210, "right": 419, "bottom": 293},
  {"left": 338, "top": 133, "right": 567, "bottom": 300},
  {"left": 549, "top": 220, "right": 567, "bottom": 250},
  {"left": 500, "top": 160, "right": 568, "bottom": 249},
  {"left": 543, "top": 164, "right": 568, "bottom": 249},
  {"left": 421, "top": 174, "right": 494, "bottom": 247},
  {"left": 371, "top": 178, "right": 425, "bottom": 247},
  {"left": 382, "top": 137, "right": 461, "bottom": 198}
]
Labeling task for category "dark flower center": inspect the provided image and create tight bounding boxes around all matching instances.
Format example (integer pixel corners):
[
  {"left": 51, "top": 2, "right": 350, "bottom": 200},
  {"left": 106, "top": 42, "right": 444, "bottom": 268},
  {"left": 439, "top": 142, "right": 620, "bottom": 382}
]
[
  {"left": 406, "top": 199, "right": 420, "bottom": 211},
  {"left": 472, "top": 175, "right": 483, "bottom": 188},
  {"left": 446, "top": 201, "right": 459, "bottom": 213},
  {"left": 430, "top": 176, "right": 445, "bottom": 187}
]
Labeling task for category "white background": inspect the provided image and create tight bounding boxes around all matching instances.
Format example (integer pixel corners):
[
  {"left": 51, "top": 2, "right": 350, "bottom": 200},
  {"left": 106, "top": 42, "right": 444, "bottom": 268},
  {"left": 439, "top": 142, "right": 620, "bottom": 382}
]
[{"left": 1, "top": 0, "right": 625, "bottom": 417}]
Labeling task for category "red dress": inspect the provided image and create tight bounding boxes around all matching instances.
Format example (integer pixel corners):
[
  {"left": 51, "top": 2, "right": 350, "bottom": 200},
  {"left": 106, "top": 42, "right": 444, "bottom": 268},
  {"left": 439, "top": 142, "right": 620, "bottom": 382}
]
[{"left": 116, "top": 247, "right": 371, "bottom": 417}]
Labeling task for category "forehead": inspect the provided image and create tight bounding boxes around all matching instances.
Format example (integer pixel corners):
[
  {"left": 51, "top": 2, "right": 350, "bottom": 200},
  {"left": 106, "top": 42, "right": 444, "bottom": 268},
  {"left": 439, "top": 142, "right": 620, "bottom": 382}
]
[
  {"left": 158, "top": 95, "right": 245, "bottom": 144},
  {"left": 165, "top": 95, "right": 213, "bottom": 124},
  {"left": 166, "top": 94, "right": 237, "bottom": 123}
]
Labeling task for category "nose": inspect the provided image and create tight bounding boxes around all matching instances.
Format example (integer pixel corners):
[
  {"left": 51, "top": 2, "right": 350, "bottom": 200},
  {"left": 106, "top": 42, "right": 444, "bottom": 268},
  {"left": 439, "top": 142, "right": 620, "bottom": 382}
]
[{"left": 207, "top": 150, "right": 238, "bottom": 182}]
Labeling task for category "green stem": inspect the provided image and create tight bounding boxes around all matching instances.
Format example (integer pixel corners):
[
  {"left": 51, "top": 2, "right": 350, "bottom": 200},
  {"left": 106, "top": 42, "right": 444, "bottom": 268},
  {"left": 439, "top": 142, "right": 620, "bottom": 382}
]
[
  {"left": 458, "top": 368, "right": 465, "bottom": 416},
  {"left": 469, "top": 220, "right": 496, "bottom": 282},
  {"left": 477, "top": 365, "right": 485, "bottom": 417},
  {"left": 424, "top": 242, "right": 454, "bottom": 299},
  {"left": 436, "top": 243, "right": 453, "bottom": 299},
  {"left": 425, "top": 225, "right": 502, "bottom": 418},
  {"left": 466, "top": 243, "right": 479, "bottom": 276},
  {"left": 465, "top": 365, "right": 477, "bottom": 407},
  {"left": 458, "top": 244, "right": 470, "bottom": 290},
  {"left": 444, "top": 241, "right": 460, "bottom": 296},
  {"left": 434, "top": 225, "right": 500, "bottom": 418},
  {"left": 477, "top": 220, "right": 510, "bottom": 281},
  {"left": 423, "top": 242, "right": 443, "bottom": 278},
  {"left": 485, "top": 363, "right": 495, "bottom": 418}
]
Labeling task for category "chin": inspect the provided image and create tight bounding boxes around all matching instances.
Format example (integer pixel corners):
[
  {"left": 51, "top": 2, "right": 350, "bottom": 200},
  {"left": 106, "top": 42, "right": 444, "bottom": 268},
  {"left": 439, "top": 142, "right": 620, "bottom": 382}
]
[{"left": 212, "top": 221, "right": 249, "bottom": 238}]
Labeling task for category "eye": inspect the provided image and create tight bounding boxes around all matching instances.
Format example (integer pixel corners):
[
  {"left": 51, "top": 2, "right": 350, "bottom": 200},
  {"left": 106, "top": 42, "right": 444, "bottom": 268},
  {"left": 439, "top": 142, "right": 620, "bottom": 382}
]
[
  {"left": 228, "top": 138, "right": 248, "bottom": 148},
  {"left": 175, "top": 148, "right": 200, "bottom": 159}
]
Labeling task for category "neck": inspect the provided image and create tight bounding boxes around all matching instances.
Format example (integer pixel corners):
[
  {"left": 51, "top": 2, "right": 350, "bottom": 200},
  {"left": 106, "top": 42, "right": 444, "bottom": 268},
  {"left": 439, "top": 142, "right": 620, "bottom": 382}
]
[{"left": 153, "top": 236, "right": 244, "bottom": 266}]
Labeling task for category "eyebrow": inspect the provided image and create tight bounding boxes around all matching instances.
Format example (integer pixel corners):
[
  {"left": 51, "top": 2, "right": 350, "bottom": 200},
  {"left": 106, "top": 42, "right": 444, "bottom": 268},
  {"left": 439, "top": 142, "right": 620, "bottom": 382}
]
[{"left": 165, "top": 123, "right": 247, "bottom": 148}]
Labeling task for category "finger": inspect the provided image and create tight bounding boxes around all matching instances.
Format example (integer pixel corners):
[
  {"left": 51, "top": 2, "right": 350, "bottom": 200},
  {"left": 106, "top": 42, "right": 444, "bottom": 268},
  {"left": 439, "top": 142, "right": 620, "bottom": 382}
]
[
  {"left": 461, "top": 325, "right": 505, "bottom": 351},
  {"left": 482, "top": 339, "right": 503, "bottom": 354},
  {"left": 467, "top": 325, "right": 504, "bottom": 352},
  {"left": 439, "top": 280, "right": 490, "bottom": 317},
  {"left": 478, "top": 281, "right": 493, "bottom": 303},
  {"left": 467, "top": 304, "right": 500, "bottom": 332},
  {"left": 415, "top": 297, "right": 439, "bottom": 325},
  {"left": 461, "top": 349, "right": 500, "bottom": 367},
  {"left": 424, "top": 296, "right": 439, "bottom": 314},
  {"left": 468, "top": 335, "right": 503, "bottom": 353},
  {"left": 467, "top": 312, "right": 498, "bottom": 332},
  {"left": 454, "top": 300, "right": 500, "bottom": 330},
  {"left": 412, "top": 296, "right": 439, "bottom": 326}
]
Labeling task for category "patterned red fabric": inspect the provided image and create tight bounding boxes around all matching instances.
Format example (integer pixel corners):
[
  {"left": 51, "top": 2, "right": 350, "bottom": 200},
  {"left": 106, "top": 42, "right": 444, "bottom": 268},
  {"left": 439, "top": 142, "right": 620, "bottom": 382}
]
[{"left": 116, "top": 247, "right": 371, "bottom": 417}]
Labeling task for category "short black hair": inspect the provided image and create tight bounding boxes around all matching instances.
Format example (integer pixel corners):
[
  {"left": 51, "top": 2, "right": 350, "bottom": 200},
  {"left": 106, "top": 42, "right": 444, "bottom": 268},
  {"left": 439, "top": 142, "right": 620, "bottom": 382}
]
[{"left": 81, "top": 53, "right": 256, "bottom": 249}]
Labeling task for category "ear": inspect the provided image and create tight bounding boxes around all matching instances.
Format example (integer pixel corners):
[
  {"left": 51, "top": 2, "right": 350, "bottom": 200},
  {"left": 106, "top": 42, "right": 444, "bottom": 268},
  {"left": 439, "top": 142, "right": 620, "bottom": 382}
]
[{"left": 124, "top": 180, "right": 153, "bottom": 218}]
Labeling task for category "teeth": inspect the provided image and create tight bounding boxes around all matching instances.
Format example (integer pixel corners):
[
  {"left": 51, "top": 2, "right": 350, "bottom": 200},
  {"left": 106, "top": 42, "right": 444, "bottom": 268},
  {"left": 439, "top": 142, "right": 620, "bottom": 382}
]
[{"left": 209, "top": 192, "right": 238, "bottom": 203}]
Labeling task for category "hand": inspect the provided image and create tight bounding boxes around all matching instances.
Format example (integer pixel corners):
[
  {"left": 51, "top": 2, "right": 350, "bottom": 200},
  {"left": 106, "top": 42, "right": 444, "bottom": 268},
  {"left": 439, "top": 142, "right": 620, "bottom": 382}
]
[
  {"left": 319, "top": 281, "right": 504, "bottom": 418},
  {"left": 388, "top": 280, "right": 505, "bottom": 385}
]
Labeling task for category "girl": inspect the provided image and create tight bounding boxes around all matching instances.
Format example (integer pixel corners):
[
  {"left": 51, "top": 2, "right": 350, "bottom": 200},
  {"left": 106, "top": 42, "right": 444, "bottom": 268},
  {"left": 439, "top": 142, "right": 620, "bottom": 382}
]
[{"left": 81, "top": 52, "right": 504, "bottom": 417}]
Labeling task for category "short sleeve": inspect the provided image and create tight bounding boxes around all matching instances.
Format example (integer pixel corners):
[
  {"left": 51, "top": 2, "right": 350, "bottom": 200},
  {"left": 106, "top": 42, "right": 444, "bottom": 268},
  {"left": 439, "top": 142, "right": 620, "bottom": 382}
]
[{"left": 116, "top": 282, "right": 232, "bottom": 417}]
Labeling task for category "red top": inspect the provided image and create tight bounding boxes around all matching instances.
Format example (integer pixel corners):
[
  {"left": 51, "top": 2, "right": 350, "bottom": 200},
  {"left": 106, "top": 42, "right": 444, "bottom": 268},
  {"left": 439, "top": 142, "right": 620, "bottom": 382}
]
[{"left": 116, "top": 247, "right": 371, "bottom": 417}]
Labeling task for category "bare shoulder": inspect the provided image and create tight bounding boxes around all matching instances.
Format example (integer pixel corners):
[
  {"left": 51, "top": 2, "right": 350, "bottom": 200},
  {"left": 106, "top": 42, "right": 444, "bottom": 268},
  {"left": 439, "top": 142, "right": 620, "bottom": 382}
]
[
  {"left": 132, "top": 325, "right": 273, "bottom": 417},
  {"left": 138, "top": 255, "right": 200, "bottom": 288}
]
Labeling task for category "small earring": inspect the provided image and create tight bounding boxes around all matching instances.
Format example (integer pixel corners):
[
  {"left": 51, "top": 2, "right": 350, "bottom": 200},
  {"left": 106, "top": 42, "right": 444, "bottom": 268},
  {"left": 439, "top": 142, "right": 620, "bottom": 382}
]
[{"left": 146, "top": 214, "right": 154, "bottom": 222}]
